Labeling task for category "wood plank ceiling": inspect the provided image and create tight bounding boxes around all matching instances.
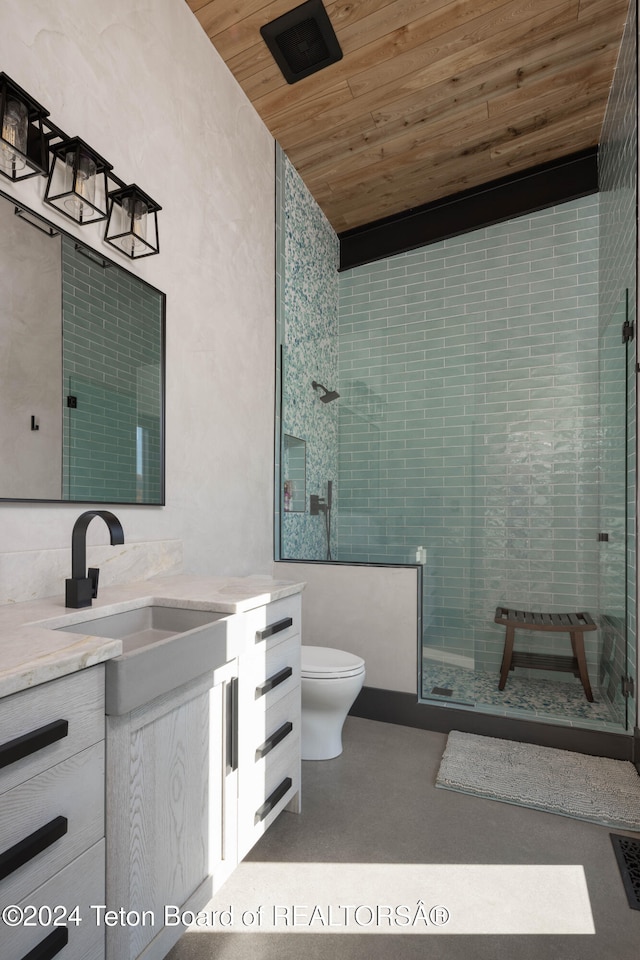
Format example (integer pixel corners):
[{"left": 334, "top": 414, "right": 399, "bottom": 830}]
[{"left": 186, "top": 0, "right": 629, "bottom": 234}]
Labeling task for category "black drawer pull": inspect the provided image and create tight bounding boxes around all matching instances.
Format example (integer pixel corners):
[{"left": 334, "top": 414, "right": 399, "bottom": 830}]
[
  {"left": 256, "top": 666, "right": 293, "bottom": 698},
  {"left": 0, "top": 720, "right": 69, "bottom": 770},
  {"left": 22, "top": 926, "right": 69, "bottom": 960},
  {"left": 225, "top": 676, "right": 238, "bottom": 774},
  {"left": 256, "top": 617, "right": 293, "bottom": 642},
  {"left": 255, "top": 776, "right": 293, "bottom": 824},
  {"left": 256, "top": 721, "right": 293, "bottom": 760},
  {"left": 0, "top": 816, "right": 68, "bottom": 882}
]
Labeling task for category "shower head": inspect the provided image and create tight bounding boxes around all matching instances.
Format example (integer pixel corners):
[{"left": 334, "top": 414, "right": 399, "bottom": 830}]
[{"left": 312, "top": 380, "right": 340, "bottom": 403}]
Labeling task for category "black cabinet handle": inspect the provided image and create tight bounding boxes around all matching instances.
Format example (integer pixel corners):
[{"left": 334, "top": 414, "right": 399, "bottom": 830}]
[
  {"left": 255, "top": 721, "right": 293, "bottom": 760},
  {"left": 0, "top": 816, "right": 68, "bottom": 882},
  {"left": 255, "top": 617, "right": 293, "bottom": 642},
  {"left": 255, "top": 777, "right": 293, "bottom": 824},
  {"left": 255, "top": 666, "right": 293, "bottom": 699},
  {"left": 22, "top": 927, "right": 69, "bottom": 960},
  {"left": 0, "top": 720, "right": 69, "bottom": 770},
  {"left": 225, "top": 676, "right": 238, "bottom": 774}
]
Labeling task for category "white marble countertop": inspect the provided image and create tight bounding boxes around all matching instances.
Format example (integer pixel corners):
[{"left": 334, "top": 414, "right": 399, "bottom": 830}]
[{"left": 0, "top": 574, "right": 305, "bottom": 700}]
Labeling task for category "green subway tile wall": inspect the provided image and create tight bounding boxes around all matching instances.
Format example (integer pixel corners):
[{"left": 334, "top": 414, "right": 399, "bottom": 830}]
[{"left": 338, "top": 196, "right": 602, "bottom": 676}]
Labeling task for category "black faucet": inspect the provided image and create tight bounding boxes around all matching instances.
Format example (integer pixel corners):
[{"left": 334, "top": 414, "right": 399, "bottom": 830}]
[{"left": 65, "top": 510, "right": 125, "bottom": 608}]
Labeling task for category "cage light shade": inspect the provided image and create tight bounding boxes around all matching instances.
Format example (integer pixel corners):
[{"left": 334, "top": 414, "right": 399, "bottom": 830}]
[
  {"left": 44, "top": 137, "right": 112, "bottom": 224},
  {"left": 105, "top": 184, "right": 161, "bottom": 258},
  {"left": 0, "top": 73, "right": 49, "bottom": 181}
]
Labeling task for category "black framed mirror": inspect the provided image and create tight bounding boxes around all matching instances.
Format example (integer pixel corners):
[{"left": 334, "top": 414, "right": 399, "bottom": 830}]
[{"left": 0, "top": 189, "right": 165, "bottom": 503}]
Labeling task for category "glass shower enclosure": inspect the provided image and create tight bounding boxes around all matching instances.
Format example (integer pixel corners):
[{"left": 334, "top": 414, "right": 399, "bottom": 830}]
[{"left": 277, "top": 152, "right": 636, "bottom": 738}]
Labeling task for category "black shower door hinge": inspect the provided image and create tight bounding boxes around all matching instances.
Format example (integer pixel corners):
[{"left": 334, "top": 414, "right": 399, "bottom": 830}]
[
  {"left": 621, "top": 676, "right": 635, "bottom": 698},
  {"left": 622, "top": 319, "right": 634, "bottom": 343}
]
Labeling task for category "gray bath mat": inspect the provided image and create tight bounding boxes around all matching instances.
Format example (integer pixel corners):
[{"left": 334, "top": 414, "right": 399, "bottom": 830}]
[{"left": 436, "top": 730, "right": 640, "bottom": 832}]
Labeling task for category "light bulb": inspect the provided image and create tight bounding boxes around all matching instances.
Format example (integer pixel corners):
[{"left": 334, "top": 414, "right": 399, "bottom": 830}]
[
  {"left": 119, "top": 194, "right": 148, "bottom": 256},
  {"left": 0, "top": 97, "right": 28, "bottom": 174},
  {"left": 63, "top": 149, "right": 97, "bottom": 219}
]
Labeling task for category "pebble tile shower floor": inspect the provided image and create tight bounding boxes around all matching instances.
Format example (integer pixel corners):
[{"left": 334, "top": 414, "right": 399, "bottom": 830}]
[{"left": 421, "top": 664, "right": 622, "bottom": 731}]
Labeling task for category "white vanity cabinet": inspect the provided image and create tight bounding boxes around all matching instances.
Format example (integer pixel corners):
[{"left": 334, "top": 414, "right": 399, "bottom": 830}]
[
  {"left": 0, "top": 666, "right": 106, "bottom": 960},
  {"left": 105, "top": 662, "right": 238, "bottom": 960},
  {"left": 104, "top": 587, "right": 302, "bottom": 960}
]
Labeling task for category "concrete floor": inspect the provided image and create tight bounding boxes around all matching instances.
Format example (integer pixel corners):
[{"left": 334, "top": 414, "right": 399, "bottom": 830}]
[{"left": 166, "top": 717, "right": 640, "bottom": 960}]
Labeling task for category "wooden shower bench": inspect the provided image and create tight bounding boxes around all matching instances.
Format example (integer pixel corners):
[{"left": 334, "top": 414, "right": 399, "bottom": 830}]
[{"left": 495, "top": 607, "right": 596, "bottom": 702}]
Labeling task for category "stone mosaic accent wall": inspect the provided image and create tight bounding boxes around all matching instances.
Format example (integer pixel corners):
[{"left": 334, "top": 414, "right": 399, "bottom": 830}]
[
  {"left": 338, "top": 197, "right": 601, "bottom": 676},
  {"left": 62, "top": 237, "right": 163, "bottom": 503},
  {"left": 277, "top": 149, "right": 340, "bottom": 560},
  {"left": 597, "top": 0, "right": 637, "bottom": 726}
]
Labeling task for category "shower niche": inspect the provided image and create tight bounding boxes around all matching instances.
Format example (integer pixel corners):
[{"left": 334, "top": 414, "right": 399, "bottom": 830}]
[{"left": 283, "top": 434, "right": 306, "bottom": 512}]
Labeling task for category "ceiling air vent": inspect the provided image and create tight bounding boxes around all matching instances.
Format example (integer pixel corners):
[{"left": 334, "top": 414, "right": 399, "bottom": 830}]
[{"left": 260, "top": 0, "right": 343, "bottom": 85}]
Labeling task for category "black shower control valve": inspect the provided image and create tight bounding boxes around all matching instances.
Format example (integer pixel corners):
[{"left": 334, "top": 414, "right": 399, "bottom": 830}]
[{"left": 310, "top": 494, "right": 328, "bottom": 515}]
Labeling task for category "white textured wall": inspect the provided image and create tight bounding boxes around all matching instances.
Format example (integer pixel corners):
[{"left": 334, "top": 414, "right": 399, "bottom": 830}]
[
  {"left": 0, "top": 0, "right": 275, "bottom": 602},
  {"left": 275, "top": 561, "right": 419, "bottom": 693}
]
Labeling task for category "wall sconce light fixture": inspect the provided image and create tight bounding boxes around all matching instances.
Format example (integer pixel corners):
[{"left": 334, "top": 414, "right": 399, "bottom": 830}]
[
  {"left": 105, "top": 183, "right": 161, "bottom": 258},
  {"left": 0, "top": 73, "right": 49, "bottom": 181},
  {"left": 44, "top": 136, "right": 112, "bottom": 224},
  {"left": 0, "top": 71, "right": 161, "bottom": 256}
]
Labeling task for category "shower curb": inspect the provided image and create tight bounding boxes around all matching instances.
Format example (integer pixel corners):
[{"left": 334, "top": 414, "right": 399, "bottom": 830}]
[{"left": 350, "top": 686, "right": 635, "bottom": 762}]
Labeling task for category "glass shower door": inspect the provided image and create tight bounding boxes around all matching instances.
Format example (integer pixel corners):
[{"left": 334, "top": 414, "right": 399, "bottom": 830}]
[{"left": 598, "top": 291, "right": 633, "bottom": 729}]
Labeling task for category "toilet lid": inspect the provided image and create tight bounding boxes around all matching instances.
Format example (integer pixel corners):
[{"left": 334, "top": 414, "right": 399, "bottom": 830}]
[{"left": 301, "top": 645, "right": 365, "bottom": 679}]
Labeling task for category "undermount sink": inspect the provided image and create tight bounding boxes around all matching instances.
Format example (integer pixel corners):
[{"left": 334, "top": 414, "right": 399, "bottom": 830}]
[
  {"left": 48, "top": 603, "right": 231, "bottom": 715},
  {"left": 56, "top": 604, "right": 226, "bottom": 652}
]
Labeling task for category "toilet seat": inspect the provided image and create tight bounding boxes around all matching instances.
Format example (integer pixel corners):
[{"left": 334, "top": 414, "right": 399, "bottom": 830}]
[{"left": 301, "top": 645, "right": 365, "bottom": 679}]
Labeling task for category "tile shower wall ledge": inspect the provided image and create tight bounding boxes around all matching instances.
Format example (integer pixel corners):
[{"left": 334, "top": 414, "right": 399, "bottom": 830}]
[
  {"left": 275, "top": 560, "right": 419, "bottom": 694},
  {"left": 0, "top": 572, "right": 306, "bottom": 699}
]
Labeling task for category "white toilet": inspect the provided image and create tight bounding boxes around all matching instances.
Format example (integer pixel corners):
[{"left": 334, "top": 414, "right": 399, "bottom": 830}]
[{"left": 300, "top": 646, "right": 366, "bottom": 760}]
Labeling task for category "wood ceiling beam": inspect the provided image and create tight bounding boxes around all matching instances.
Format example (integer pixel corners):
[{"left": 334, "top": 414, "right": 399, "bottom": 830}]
[{"left": 338, "top": 149, "right": 598, "bottom": 268}]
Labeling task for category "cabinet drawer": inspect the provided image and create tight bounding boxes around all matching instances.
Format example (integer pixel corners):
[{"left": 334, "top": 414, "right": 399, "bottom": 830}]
[
  {"left": 244, "top": 595, "right": 301, "bottom": 651},
  {"left": 0, "top": 742, "right": 104, "bottom": 907},
  {"left": 238, "top": 742, "right": 300, "bottom": 860},
  {"left": 244, "top": 687, "right": 300, "bottom": 766},
  {"left": 0, "top": 667, "right": 105, "bottom": 796},
  {"left": 244, "top": 635, "right": 300, "bottom": 712},
  {"left": 2, "top": 839, "right": 105, "bottom": 960}
]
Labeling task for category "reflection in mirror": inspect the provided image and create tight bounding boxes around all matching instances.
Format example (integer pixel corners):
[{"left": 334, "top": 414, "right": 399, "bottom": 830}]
[{"left": 0, "top": 191, "right": 165, "bottom": 503}]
